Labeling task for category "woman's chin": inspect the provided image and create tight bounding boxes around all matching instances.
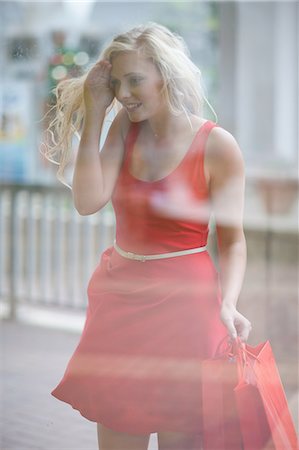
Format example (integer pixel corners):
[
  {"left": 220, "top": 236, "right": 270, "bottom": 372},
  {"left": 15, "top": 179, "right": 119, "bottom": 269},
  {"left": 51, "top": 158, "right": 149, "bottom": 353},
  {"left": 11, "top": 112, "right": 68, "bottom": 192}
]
[{"left": 127, "top": 112, "right": 145, "bottom": 122}]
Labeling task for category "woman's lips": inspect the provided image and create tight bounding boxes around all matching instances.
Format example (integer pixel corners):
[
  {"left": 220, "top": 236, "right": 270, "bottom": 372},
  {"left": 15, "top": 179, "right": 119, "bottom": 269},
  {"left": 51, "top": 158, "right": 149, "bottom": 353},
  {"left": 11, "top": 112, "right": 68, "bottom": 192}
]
[{"left": 125, "top": 103, "right": 142, "bottom": 112}]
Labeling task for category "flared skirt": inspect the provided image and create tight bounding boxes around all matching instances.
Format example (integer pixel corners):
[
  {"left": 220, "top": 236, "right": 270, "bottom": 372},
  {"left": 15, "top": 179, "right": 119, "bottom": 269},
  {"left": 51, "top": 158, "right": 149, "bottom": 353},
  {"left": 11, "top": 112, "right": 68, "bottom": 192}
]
[{"left": 51, "top": 246, "right": 227, "bottom": 435}]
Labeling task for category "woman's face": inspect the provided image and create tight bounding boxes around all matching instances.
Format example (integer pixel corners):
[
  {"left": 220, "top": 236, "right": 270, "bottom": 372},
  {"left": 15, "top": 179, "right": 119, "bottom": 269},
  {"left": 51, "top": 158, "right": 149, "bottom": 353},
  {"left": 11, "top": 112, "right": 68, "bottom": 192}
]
[{"left": 110, "top": 51, "right": 166, "bottom": 122}]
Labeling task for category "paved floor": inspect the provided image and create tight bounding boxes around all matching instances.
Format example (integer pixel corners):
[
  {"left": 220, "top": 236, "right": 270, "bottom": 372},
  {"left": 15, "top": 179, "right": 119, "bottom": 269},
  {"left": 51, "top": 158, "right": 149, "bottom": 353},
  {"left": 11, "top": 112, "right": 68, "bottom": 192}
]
[
  {"left": 1, "top": 318, "right": 159, "bottom": 450},
  {"left": 1, "top": 314, "right": 298, "bottom": 450}
]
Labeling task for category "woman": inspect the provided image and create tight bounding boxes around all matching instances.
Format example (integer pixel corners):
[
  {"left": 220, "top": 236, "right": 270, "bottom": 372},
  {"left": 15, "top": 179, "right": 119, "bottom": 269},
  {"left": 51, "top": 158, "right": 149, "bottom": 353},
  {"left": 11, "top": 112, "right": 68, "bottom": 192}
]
[{"left": 47, "top": 23, "right": 252, "bottom": 450}]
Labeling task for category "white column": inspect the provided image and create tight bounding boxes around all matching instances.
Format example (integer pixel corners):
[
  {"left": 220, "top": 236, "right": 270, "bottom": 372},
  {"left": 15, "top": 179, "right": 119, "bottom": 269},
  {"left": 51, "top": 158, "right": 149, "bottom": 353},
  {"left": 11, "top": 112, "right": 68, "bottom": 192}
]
[
  {"left": 218, "top": 1, "right": 298, "bottom": 169},
  {"left": 235, "top": 2, "right": 275, "bottom": 163},
  {"left": 218, "top": 2, "right": 237, "bottom": 133},
  {"left": 273, "top": 1, "right": 298, "bottom": 164}
]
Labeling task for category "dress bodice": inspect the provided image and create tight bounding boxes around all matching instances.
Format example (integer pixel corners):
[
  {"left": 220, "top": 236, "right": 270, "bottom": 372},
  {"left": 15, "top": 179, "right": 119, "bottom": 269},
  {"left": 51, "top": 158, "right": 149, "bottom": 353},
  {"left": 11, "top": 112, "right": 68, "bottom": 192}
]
[{"left": 112, "top": 120, "right": 218, "bottom": 254}]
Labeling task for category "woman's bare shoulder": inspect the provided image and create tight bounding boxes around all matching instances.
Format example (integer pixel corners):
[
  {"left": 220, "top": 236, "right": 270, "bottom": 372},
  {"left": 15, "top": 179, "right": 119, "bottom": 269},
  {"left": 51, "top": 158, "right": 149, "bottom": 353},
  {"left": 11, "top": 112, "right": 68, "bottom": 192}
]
[{"left": 206, "top": 124, "right": 244, "bottom": 171}]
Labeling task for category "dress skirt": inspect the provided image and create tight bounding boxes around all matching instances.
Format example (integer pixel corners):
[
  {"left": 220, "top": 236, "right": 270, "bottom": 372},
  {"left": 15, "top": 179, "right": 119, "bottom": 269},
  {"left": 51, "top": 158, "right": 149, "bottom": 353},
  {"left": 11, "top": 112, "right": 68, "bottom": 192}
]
[{"left": 51, "top": 246, "right": 227, "bottom": 435}]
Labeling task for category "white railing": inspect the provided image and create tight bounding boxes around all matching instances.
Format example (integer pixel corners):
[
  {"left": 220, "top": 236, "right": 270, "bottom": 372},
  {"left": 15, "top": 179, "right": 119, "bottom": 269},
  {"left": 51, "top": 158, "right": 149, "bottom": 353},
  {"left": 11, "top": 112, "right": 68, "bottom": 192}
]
[{"left": 0, "top": 183, "right": 115, "bottom": 318}]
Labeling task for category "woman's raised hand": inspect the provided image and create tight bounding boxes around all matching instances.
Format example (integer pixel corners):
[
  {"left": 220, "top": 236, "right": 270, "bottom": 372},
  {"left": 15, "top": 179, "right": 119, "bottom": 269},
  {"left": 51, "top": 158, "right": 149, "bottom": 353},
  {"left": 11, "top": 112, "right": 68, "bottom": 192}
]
[{"left": 83, "top": 60, "right": 115, "bottom": 111}]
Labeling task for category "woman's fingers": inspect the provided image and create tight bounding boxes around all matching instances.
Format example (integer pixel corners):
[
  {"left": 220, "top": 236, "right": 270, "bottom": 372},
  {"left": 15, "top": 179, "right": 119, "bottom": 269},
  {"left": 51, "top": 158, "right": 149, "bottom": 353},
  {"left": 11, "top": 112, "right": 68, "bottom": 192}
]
[
  {"left": 220, "top": 306, "right": 238, "bottom": 340},
  {"left": 236, "top": 316, "right": 252, "bottom": 342},
  {"left": 234, "top": 312, "right": 252, "bottom": 342},
  {"left": 225, "top": 318, "right": 237, "bottom": 340},
  {"left": 85, "top": 60, "right": 112, "bottom": 87},
  {"left": 83, "top": 59, "right": 114, "bottom": 108},
  {"left": 220, "top": 306, "right": 252, "bottom": 342}
]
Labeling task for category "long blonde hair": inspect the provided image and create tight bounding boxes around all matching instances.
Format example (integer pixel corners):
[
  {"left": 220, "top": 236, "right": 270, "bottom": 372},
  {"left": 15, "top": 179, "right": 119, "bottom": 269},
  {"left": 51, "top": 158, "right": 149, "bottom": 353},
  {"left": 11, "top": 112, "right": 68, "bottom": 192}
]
[{"left": 42, "top": 22, "right": 216, "bottom": 187}]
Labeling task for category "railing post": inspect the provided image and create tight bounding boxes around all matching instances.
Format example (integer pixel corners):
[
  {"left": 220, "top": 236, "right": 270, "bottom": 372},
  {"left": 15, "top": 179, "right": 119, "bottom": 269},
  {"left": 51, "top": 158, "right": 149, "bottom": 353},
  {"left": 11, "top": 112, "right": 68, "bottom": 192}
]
[{"left": 8, "top": 187, "right": 17, "bottom": 320}]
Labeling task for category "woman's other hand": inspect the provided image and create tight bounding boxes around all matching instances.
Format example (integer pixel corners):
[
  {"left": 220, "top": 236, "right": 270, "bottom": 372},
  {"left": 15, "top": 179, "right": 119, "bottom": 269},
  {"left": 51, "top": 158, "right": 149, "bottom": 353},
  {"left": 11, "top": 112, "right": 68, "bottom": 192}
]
[
  {"left": 83, "top": 59, "right": 115, "bottom": 111},
  {"left": 220, "top": 304, "right": 252, "bottom": 342}
]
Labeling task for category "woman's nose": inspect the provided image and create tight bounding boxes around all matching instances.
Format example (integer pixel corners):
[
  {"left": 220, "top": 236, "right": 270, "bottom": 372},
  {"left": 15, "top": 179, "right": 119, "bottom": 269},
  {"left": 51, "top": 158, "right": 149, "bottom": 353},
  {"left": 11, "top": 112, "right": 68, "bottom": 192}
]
[{"left": 117, "top": 83, "right": 131, "bottom": 101}]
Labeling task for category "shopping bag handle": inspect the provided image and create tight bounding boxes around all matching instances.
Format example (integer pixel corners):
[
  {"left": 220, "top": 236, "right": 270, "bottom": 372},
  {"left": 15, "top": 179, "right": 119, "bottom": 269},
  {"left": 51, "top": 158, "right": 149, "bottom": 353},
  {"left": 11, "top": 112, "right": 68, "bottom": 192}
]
[
  {"left": 214, "top": 334, "right": 235, "bottom": 358},
  {"left": 214, "top": 336, "right": 260, "bottom": 375},
  {"left": 214, "top": 335, "right": 245, "bottom": 358},
  {"left": 215, "top": 335, "right": 259, "bottom": 359}
]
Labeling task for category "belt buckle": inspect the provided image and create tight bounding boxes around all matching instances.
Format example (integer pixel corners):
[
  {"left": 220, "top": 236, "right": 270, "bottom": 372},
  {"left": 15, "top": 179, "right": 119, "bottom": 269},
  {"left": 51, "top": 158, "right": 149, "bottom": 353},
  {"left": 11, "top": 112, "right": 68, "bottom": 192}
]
[{"left": 127, "top": 251, "right": 146, "bottom": 262}]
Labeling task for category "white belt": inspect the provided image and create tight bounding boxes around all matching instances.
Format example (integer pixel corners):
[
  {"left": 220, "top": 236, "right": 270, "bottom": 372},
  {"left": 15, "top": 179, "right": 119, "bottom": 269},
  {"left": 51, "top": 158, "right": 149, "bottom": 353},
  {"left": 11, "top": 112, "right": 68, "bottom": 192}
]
[{"left": 113, "top": 240, "right": 207, "bottom": 262}]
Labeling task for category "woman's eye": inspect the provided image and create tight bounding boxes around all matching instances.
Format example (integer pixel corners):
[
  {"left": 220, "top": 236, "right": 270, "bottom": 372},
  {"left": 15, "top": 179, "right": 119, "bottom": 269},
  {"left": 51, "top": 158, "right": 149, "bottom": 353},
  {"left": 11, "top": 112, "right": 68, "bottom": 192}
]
[{"left": 130, "top": 77, "right": 143, "bottom": 86}]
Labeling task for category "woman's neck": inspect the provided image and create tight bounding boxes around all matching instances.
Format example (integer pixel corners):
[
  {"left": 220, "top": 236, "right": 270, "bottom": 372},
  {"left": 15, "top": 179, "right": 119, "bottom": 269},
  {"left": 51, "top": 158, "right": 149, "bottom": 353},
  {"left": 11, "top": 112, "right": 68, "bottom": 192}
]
[{"left": 145, "top": 112, "right": 194, "bottom": 143}]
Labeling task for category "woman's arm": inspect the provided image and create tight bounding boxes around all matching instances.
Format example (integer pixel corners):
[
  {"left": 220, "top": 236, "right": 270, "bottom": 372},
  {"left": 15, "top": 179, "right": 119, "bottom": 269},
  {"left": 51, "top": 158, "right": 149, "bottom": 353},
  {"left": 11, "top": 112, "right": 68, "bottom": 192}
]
[
  {"left": 72, "top": 60, "right": 129, "bottom": 215},
  {"left": 72, "top": 107, "right": 129, "bottom": 215},
  {"left": 206, "top": 127, "right": 252, "bottom": 341}
]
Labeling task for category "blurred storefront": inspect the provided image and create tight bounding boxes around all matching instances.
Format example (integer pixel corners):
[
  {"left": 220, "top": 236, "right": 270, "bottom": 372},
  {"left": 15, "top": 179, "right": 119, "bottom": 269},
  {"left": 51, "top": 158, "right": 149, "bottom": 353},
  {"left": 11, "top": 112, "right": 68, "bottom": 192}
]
[
  {"left": 0, "top": 1, "right": 218, "bottom": 185},
  {"left": 0, "top": 1, "right": 103, "bottom": 184},
  {"left": 2, "top": 1, "right": 297, "bottom": 184}
]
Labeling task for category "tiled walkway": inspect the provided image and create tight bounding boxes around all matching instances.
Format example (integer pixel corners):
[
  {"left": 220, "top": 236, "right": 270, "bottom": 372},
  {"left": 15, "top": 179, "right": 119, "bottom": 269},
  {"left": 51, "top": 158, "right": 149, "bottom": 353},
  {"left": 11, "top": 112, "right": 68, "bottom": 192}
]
[
  {"left": 1, "top": 314, "right": 298, "bottom": 450},
  {"left": 1, "top": 319, "right": 159, "bottom": 450}
]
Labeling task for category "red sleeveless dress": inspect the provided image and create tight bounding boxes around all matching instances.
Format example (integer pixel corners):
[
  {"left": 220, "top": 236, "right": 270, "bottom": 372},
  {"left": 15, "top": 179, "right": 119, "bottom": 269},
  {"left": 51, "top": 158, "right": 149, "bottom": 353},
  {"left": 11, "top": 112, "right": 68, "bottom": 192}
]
[{"left": 51, "top": 119, "right": 228, "bottom": 435}]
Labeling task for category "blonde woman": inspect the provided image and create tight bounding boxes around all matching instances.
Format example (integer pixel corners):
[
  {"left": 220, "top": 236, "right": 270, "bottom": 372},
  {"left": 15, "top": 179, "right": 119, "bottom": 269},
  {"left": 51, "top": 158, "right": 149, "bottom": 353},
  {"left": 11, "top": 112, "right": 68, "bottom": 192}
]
[{"left": 49, "top": 23, "right": 252, "bottom": 450}]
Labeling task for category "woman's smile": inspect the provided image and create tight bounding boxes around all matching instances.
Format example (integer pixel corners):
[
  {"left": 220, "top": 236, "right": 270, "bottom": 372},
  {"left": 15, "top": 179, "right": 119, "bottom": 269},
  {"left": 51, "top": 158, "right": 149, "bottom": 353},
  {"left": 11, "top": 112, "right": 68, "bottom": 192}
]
[{"left": 124, "top": 102, "right": 143, "bottom": 112}]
